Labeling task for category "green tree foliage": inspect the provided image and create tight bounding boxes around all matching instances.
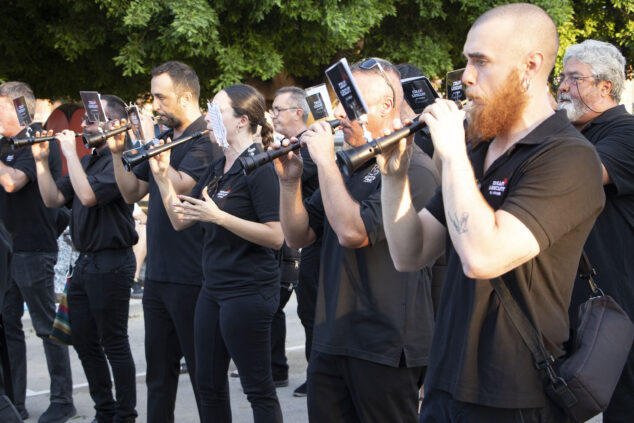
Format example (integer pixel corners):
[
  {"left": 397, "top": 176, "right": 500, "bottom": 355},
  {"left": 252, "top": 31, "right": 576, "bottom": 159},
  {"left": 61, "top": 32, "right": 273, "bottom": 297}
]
[
  {"left": 0, "top": 0, "right": 631, "bottom": 102},
  {"left": 558, "top": 0, "right": 634, "bottom": 77}
]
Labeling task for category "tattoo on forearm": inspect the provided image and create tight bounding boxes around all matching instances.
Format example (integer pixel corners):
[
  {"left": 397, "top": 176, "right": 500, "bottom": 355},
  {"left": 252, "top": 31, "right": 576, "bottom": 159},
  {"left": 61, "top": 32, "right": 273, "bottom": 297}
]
[{"left": 449, "top": 212, "right": 469, "bottom": 234}]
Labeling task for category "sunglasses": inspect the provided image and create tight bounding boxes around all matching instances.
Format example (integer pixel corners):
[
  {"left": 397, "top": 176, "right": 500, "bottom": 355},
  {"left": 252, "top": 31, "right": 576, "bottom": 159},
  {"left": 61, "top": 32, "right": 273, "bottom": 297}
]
[{"left": 359, "top": 58, "right": 396, "bottom": 101}]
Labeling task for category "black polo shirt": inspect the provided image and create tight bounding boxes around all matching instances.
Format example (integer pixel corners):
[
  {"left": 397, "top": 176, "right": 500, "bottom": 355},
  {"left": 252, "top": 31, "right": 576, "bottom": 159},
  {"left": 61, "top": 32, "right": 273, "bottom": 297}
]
[
  {"left": 133, "top": 115, "right": 220, "bottom": 285},
  {"left": 424, "top": 110, "right": 605, "bottom": 408},
  {"left": 572, "top": 105, "right": 634, "bottom": 321},
  {"left": 0, "top": 124, "right": 63, "bottom": 252},
  {"left": 306, "top": 145, "right": 438, "bottom": 368},
  {"left": 298, "top": 145, "right": 321, "bottom": 267},
  {"left": 189, "top": 143, "right": 280, "bottom": 299},
  {"left": 56, "top": 147, "right": 137, "bottom": 252}
]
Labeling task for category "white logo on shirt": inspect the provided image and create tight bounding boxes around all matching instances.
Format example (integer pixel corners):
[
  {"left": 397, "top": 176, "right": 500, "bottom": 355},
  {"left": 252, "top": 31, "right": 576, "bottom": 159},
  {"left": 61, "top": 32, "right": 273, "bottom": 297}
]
[
  {"left": 216, "top": 190, "right": 231, "bottom": 199},
  {"left": 488, "top": 178, "right": 508, "bottom": 196},
  {"left": 5, "top": 155, "right": 14, "bottom": 162},
  {"left": 363, "top": 165, "right": 380, "bottom": 183}
]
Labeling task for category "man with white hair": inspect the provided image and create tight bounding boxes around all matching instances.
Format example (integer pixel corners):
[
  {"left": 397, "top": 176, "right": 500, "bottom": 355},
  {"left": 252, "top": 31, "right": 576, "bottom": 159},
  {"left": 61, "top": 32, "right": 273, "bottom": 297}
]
[{"left": 558, "top": 39, "right": 634, "bottom": 423}]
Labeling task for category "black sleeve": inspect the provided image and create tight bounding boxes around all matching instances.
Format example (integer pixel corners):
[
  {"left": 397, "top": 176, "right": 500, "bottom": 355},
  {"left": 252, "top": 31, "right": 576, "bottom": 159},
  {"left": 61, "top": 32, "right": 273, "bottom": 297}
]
[
  {"left": 132, "top": 159, "right": 150, "bottom": 182},
  {"left": 190, "top": 164, "right": 215, "bottom": 199},
  {"left": 55, "top": 174, "right": 74, "bottom": 205},
  {"left": 300, "top": 147, "right": 319, "bottom": 199},
  {"left": 10, "top": 148, "right": 36, "bottom": 182},
  {"left": 501, "top": 141, "right": 605, "bottom": 251},
  {"left": 409, "top": 146, "right": 441, "bottom": 212},
  {"left": 593, "top": 120, "right": 634, "bottom": 197},
  {"left": 305, "top": 188, "right": 325, "bottom": 239},
  {"left": 246, "top": 163, "right": 280, "bottom": 223},
  {"left": 358, "top": 184, "right": 384, "bottom": 246},
  {"left": 47, "top": 139, "right": 63, "bottom": 180},
  {"left": 87, "top": 156, "right": 122, "bottom": 206},
  {"left": 425, "top": 187, "right": 446, "bottom": 227},
  {"left": 177, "top": 136, "right": 217, "bottom": 182}
]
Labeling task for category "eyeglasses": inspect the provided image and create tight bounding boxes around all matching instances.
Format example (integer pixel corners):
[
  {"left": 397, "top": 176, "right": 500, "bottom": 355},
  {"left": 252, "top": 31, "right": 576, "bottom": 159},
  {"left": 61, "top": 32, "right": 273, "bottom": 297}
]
[
  {"left": 268, "top": 107, "right": 299, "bottom": 117},
  {"left": 359, "top": 58, "right": 396, "bottom": 101},
  {"left": 554, "top": 73, "right": 596, "bottom": 87}
]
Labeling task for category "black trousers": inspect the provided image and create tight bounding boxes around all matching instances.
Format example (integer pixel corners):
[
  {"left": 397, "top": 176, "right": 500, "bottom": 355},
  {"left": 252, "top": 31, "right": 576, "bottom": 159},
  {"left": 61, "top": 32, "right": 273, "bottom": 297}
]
[
  {"left": 307, "top": 351, "right": 423, "bottom": 423},
  {"left": 2, "top": 252, "right": 73, "bottom": 413},
  {"left": 603, "top": 346, "right": 634, "bottom": 423},
  {"left": 419, "top": 389, "right": 569, "bottom": 423},
  {"left": 270, "top": 286, "right": 293, "bottom": 381},
  {"left": 69, "top": 248, "right": 136, "bottom": 423},
  {"left": 143, "top": 280, "right": 201, "bottom": 423},
  {"left": 194, "top": 287, "right": 282, "bottom": 423}
]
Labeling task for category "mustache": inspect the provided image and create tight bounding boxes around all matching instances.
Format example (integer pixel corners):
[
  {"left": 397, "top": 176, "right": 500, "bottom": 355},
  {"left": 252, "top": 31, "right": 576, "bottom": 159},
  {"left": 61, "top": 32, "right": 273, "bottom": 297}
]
[
  {"left": 465, "top": 88, "right": 478, "bottom": 100},
  {"left": 558, "top": 93, "right": 572, "bottom": 102}
]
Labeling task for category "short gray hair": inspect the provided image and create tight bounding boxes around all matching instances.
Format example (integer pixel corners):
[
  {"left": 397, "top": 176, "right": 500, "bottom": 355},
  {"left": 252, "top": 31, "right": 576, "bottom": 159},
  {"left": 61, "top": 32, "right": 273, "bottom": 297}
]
[
  {"left": 351, "top": 57, "right": 403, "bottom": 107},
  {"left": 0, "top": 81, "right": 36, "bottom": 120},
  {"left": 274, "top": 86, "right": 309, "bottom": 123},
  {"left": 563, "top": 40, "right": 626, "bottom": 102}
]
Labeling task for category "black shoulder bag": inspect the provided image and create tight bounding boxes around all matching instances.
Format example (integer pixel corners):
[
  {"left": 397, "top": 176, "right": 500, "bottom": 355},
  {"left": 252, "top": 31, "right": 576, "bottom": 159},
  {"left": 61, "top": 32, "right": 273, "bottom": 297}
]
[{"left": 490, "top": 252, "right": 634, "bottom": 422}]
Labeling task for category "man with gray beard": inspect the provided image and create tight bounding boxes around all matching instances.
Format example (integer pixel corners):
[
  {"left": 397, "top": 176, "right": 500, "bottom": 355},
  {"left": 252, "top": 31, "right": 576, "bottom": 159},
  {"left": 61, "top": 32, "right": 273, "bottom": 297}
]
[{"left": 558, "top": 39, "right": 634, "bottom": 423}]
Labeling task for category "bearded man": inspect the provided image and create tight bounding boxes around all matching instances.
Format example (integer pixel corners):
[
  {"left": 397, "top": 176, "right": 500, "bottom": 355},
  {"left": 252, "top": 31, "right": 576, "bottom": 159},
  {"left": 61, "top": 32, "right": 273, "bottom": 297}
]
[
  {"left": 379, "top": 3, "right": 605, "bottom": 422},
  {"left": 108, "top": 61, "right": 221, "bottom": 423},
  {"left": 558, "top": 40, "right": 634, "bottom": 423}
]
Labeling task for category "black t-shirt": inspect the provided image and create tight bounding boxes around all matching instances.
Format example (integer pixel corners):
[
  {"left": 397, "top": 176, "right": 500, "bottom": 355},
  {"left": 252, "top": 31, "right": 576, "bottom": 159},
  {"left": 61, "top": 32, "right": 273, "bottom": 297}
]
[
  {"left": 133, "top": 115, "right": 220, "bottom": 285},
  {"left": 56, "top": 148, "right": 137, "bottom": 252},
  {"left": 306, "top": 145, "right": 439, "bottom": 368},
  {"left": 571, "top": 105, "right": 634, "bottom": 322},
  {"left": 0, "top": 124, "right": 63, "bottom": 252},
  {"left": 298, "top": 145, "right": 322, "bottom": 267},
  {"left": 0, "top": 219, "right": 11, "bottom": 311},
  {"left": 190, "top": 144, "right": 280, "bottom": 299},
  {"left": 424, "top": 110, "right": 605, "bottom": 408}
]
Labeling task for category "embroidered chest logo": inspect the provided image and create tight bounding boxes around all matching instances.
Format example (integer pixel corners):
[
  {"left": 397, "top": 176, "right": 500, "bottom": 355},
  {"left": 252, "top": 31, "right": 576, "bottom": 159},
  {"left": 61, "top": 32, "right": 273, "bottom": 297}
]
[
  {"left": 247, "top": 147, "right": 257, "bottom": 156},
  {"left": 363, "top": 165, "right": 380, "bottom": 183},
  {"left": 5, "top": 154, "right": 14, "bottom": 162},
  {"left": 487, "top": 178, "right": 508, "bottom": 196},
  {"left": 215, "top": 189, "right": 231, "bottom": 199}
]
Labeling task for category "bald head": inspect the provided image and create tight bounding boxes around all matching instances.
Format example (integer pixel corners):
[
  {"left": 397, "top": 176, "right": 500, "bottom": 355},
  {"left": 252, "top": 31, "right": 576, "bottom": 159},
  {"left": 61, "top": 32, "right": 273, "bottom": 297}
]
[
  {"left": 351, "top": 58, "right": 403, "bottom": 112},
  {"left": 333, "top": 58, "right": 402, "bottom": 146},
  {"left": 472, "top": 3, "right": 558, "bottom": 77}
]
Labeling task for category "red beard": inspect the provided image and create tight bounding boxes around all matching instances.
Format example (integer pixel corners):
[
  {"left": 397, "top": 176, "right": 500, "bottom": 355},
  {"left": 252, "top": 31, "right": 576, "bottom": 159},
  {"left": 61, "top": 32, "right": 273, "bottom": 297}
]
[{"left": 466, "top": 70, "right": 528, "bottom": 146}]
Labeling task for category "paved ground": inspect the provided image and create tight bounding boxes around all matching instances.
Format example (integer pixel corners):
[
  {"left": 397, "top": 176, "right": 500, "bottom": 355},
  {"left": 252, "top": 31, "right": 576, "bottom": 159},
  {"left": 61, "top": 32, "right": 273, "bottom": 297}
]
[
  {"left": 21, "top": 294, "right": 310, "bottom": 423},
  {"left": 19, "top": 293, "right": 603, "bottom": 422}
]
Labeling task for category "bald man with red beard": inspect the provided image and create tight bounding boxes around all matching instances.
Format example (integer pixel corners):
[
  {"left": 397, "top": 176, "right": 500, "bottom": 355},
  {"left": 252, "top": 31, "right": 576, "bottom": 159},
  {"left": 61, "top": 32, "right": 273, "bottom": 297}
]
[{"left": 379, "top": 3, "right": 605, "bottom": 422}]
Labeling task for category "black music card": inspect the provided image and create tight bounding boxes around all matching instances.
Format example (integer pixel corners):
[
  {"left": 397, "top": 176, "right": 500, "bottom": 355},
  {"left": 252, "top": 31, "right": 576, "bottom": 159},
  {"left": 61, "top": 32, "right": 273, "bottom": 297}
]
[
  {"left": 325, "top": 58, "right": 368, "bottom": 121},
  {"left": 13, "top": 96, "right": 32, "bottom": 126},
  {"left": 446, "top": 69, "right": 467, "bottom": 103},
  {"left": 401, "top": 76, "right": 439, "bottom": 113},
  {"left": 80, "top": 91, "right": 107, "bottom": 123},
  {"left": 126, "top": 105, "right": 144, "bottom": 141}
]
